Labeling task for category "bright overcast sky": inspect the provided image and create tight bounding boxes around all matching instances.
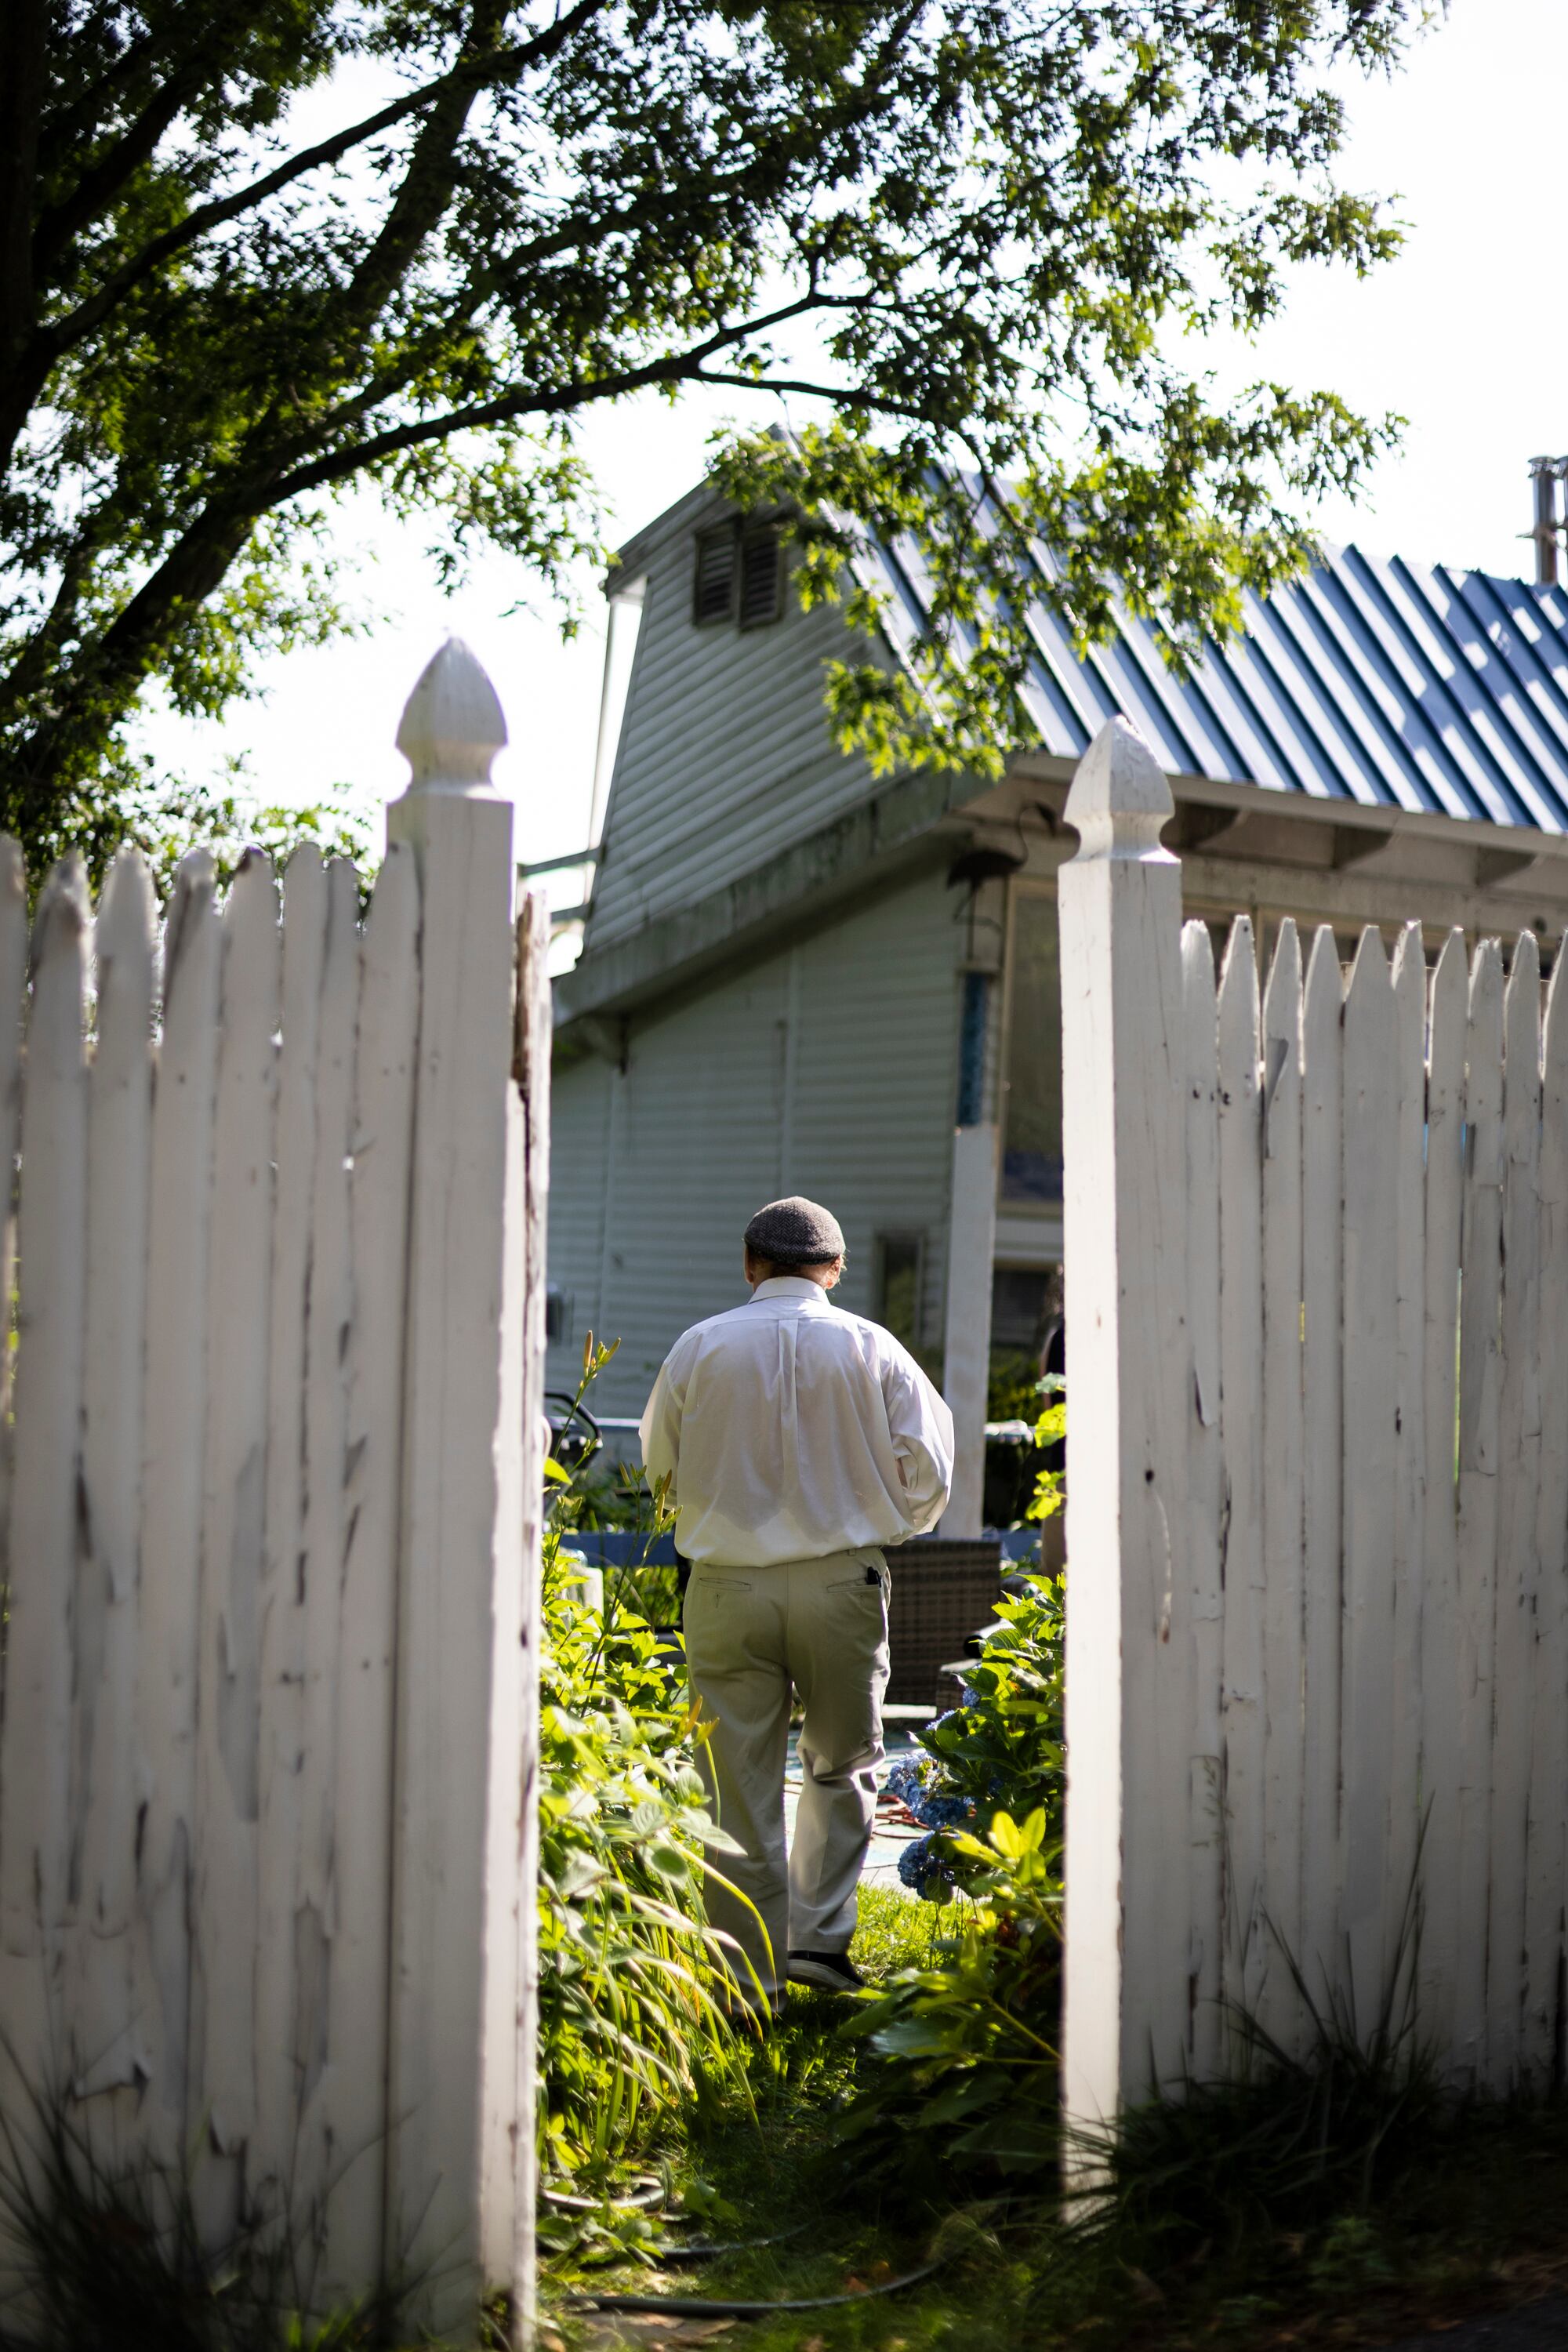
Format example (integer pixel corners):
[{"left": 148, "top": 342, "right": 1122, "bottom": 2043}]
[{"left": 136, "top": 0, "right": 1568, "bottom": 869}]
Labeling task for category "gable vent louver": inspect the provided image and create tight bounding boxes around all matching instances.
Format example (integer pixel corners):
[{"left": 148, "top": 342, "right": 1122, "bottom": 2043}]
[
  {"left": 693, "top": 529, "right": 737, "bottom": 624},
  {"left": 739, "top": 529, "right": 782, "bottom": 629}
]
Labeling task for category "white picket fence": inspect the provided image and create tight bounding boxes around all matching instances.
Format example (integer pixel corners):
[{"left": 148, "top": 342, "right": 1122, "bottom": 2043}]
[
  {"left": 0, "top": 641, "right": 547, "bottom": 2341},
  {"left": 1062, "top": 715, "right": 1568, "bottom": 2129}
]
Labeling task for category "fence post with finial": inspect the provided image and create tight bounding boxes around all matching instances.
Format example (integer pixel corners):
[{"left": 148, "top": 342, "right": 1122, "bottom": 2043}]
[
  {"left": 1058, "top": 717, "right": 1194, "bottom": 2147},
  {"left": 383, "top": 640, "right": 535, "bottom": 2336}
]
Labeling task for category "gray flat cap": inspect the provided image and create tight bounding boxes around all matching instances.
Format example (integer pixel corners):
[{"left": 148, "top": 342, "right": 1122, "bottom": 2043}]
[{"left": 744, "top": 1195, "right": 846, "bottom": 1265}]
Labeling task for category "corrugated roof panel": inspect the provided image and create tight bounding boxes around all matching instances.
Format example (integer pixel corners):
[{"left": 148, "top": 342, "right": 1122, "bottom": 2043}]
[{"left": 864, "top": 514, "right": 1568, "bottom": 831}]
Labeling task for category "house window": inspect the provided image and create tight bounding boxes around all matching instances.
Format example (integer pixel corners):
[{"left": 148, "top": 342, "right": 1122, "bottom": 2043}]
[
  {"left": 545, "top": 1285, "right": 573, "bottom": 1345},
  {"left": 875, "top": 1232, "right": 924, "bottom": 1350},
  {"left": 1000, "top": 890, "right": 1062, "bottom": 1203},
  {"left": 692, "top": 524, "right": 783, "bottom": 629}
]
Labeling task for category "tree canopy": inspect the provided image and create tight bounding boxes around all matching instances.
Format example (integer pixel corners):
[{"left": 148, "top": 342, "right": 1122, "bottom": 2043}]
[{"left": 2, "top": 0, "right": 1421, "bottom": 869}]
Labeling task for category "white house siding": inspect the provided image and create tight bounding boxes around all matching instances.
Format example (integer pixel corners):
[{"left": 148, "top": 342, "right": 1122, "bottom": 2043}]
[
  {"left": 585, "top": 517, "right": 885, "bottom": 952},
  {"left": 547, "top": 866, "right": 963, "bottom": 1418}
]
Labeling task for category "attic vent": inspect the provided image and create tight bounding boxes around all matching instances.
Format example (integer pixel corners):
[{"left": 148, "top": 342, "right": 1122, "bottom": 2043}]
[
  {"left": 739, "top": 528, "right": 782, "bottom": 629},
  {"left": 693, "top": 528, "right": 737, "bottom": 625}
]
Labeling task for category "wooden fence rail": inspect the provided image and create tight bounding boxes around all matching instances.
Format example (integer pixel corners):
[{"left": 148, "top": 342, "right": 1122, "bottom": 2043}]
[
  {"left": 1062, "top": 713, "right": 1568, "bottom": 2127},
  {"left": 0, "top": 641, "right": 546, "bottom": 2343}
]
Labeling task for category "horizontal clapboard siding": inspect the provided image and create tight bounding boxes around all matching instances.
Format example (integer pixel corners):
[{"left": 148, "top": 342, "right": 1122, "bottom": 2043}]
[
  {"left": 586, "top": 507, "right": 885, "bottom": 951},
  {"left": 549, "top": 866, "right": 962, "bottom": 1416}
]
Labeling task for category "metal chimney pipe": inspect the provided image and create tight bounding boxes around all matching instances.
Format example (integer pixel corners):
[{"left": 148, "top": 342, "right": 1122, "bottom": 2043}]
[{"left": 1530, "top": 456, "right": 1563, "bottom": 586}]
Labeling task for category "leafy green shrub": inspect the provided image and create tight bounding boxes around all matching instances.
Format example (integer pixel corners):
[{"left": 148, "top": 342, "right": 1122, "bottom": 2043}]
[
  {"left": 886, "top": 1580, "right": 1064, "bottom": 1901},
  {"left": 537, "top": 1347, "right": 747, "bottom": 2196},
  {"left": 838, "top": 1809, "right": 1062, "bottom": 2181}
]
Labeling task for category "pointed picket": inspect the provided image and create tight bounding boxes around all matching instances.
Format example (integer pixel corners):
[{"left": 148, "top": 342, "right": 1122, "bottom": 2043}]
[
  {"left": 1486, "top": 938, "right": 1543, "bottom": 2089},
  {"left": 1526, "top": 942, "right": 1568, "bottom": 2085},
  {"left": 1417, "top": 932, "right": 1467, "bottom": 2062},
  {"left": 191, "top": 851, "right": 280, "bottom": 2245},
  {"left": 68, "top": 850, "right": 157, "bottom": 2107},
  {"left": 254, "top": 844, "right": 327, "bottom": 2216},
  {"left": 0, "top": 859, "right": 90, "bottom": 2085},
  {"left": 1300, "top": 929, "right": 1345, "bottom": 2007},
  {"left": 1258, "top": 920, "right": 1305, "bottom": 2050},
  {"left": 136, "top": 851, "right": 222, "bottom": 2140},
  {"left": 290, "top": 856, "right": 360, "bottom": 2254},
  {"left": 320, "top": 841, "right": 419, "bottom": 2297},
  {"left": 1454, "top": 940, "right": 1505, "bottom": 2085},
  {"left": 1385, "top": 927, "right": 1428, "bottom": 2009},
  {"left": 1218, "top": 919, "right": 1265, "bottom": 2020},
  {"left": 1340, "top": 929, "right": 1400, "bottom": 2033},
  {"left": 1182, "top": 921, "right": 1225, "bottom": 2078}
]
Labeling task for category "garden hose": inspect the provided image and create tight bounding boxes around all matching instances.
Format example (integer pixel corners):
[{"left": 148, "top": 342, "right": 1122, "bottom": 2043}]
[{"left": 564, "top": 2254, "right": 949, "bottom": 2318}]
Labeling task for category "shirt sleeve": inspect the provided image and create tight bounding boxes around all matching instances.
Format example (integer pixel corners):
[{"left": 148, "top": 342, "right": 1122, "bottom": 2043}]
[
  {"left": 639, "top": 1349, "right": 686, "bottom": 1501},
  {"left": 880, "top": 1343, "right": 956, "bottom": 1536}
]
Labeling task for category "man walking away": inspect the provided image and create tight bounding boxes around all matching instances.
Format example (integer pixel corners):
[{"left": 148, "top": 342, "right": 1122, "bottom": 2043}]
[{"left": 641, "top": 1196, "right": 954, "bottom": 2011}]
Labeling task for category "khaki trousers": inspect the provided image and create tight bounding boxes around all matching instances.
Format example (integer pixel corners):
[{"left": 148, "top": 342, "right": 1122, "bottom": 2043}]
[{"left": 683, "top": 1548, "right": 891, "bottom": 2002}]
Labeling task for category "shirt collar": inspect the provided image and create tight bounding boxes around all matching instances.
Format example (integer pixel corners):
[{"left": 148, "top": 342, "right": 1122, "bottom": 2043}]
[{"left": 750, "top": 1276, "right": 833, "bottom": 1305}]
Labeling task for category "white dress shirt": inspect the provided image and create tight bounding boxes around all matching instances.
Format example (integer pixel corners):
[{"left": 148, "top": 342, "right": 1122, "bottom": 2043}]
[{"left": 639, "top": 1276, "right": 956, "bottom": 1567}]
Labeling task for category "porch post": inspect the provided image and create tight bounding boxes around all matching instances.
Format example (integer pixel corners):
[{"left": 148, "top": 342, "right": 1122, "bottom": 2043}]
[{"left": 940, "top": 884, "right": 1004, "bottom": 1535}]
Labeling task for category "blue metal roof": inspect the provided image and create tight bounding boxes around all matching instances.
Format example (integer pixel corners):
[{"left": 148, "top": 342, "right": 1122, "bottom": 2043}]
[{"left": 863, "top": 530, "right": 1568, "bottom": 836}]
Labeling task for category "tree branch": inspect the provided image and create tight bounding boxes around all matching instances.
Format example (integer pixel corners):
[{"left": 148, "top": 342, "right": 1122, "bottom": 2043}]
[
  {"left": 35, "top": 0, "right": 614, "bottom": 354},
  {"left": 0, "top": 0, "right": 45, "bottom": 372}
]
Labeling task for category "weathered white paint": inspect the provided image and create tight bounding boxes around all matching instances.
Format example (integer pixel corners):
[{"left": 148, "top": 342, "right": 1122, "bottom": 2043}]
[
  {"left": 192, "top": 850, "right": 281, "bottom": 2246},
  {"left": 1217, "top": 921, "right": 1265, "bottom": 2017},
  {"left": 1526, "top": 948, "right": 1568, "bottom": 2085},
  {"left": 1339, "top": 931, "right": 1399, "bottom": 2031},
  {"left": 1258, "top": 921, "right": 1304, "bottom": 2053},
  {"left": 385, "top": 638, "right": 528, "bottom": 2331},
  {"left": 1454, "top": 943, "right": 1504, "bottom": 2085},
  {"left": 70, "top": 849, "right": 156, "bottom": 2108},
  {"left": 1298, "top": 928, "right": 1344, "bottom": 2009},
  {"left": 136, "top": 852, "right": 223, "bottom": 2143},
  {"left": 940, "top": 1120, "right": 999, "bottom": 1537},
  {"left": 0, "top": 840, "right": 27, "bottom": 1576},
  {"left": 1067, "top": 786, "right": 1568, "bottom": 2105},
  {"left": 1181, "top": 922, "right": 1224, "bottom": 2080},
  {"left": 1385, "top": 928, "right": 1427, "bottom": 2016},
  {"left": 320, "top": 840, "right": 419, "bottom": 2297},
  {"left": 1417, "top": 931, "right": 1467, "bottom": 2062},
  {"left": 1487, "top": 937, "right": 1542, "bottom": 2089},
  {"left": 1060, "top": 717, "right": 1191, "bottom": 2135},
  {"left": 0, "top": 643, "right": 541, "bottom": 2332},
  {"left": 256, "top": 843, "right": 327, "bottom": 2223},
  {"left": 1, "top": 860, "right": 90, "bottom": 2082}
]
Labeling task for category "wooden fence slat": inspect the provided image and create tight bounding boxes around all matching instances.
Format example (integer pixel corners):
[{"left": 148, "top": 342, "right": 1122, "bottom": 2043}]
[
  {"left": 0, "top": 840, "right": 28, "bottom": 1578},
  {"left": 1526, "top": 941, "right": 1568, "bottom": 2086},
  {"left": 136, "top": 851, "right": 222, "bottom": 2136},
  {"left": 1454, "top": 939, "right": 1504, "bottom": 2084},
  {"left": 255, "top": 844, "right": 327, "bottom": 2214},
  {"left": 1259, "top": 920, "right": 1305, "bottom": 2049},
  {"left": 507, "top": 887, "right": 552, "bottom": 2336},
  {"left": 69, "top": 850, "right": 157, "bottom": 2104},
  {"left": 1182, "top": 920, "right": 1225, "bottom": 2078},
  {"left": 1486, "top": 936, "right": 1543, "bottom": 2089},
  {"left": 0, "top": 858, "right": 90, "bottom": 2080},
  {"left": 1218, "top": 918, "right": 1265, "bottom": 2019},
  {"left": 1385, "top": 927, "right": 1428, "bottom": 2009},
  {"left": 1340, "top": 928, "right": 1400, "bottom": 2033},
  {"left": 1417, "top": 931, "right": 1468, "bottom": 2067},
  {"left": 292, "top": 855, "right": 359, "bottom": 2255},
  {"left": 1301, "top": 930, "right": 1345, "bottom": 2005},
  {"left": 321, "top": 841, "right": 419, "bottom": 2297},
  {"left": 191, "top": 851, "right": 280, "bottom": 2246}
]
